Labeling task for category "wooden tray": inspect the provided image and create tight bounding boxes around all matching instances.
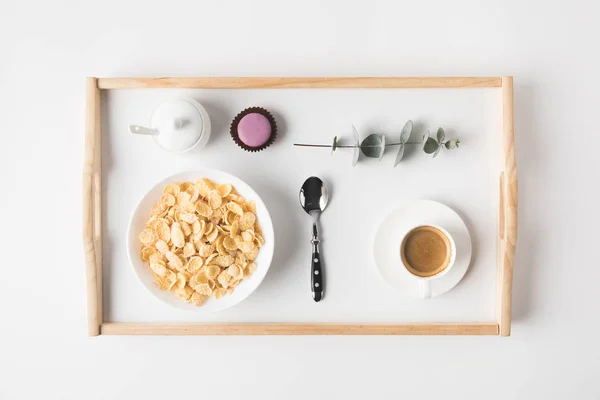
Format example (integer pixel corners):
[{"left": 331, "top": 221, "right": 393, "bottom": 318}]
[{"left": 83, "top": 77, "right": 517, "bottom": 336}]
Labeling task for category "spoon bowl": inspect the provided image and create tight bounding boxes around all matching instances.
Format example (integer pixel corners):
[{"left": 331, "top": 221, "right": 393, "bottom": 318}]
[
  {"left": 300, "top": 177, "right": 329, "bottom": 217},
  {"left": 299, "top": 177, "right": 328, "bottom": 302}
]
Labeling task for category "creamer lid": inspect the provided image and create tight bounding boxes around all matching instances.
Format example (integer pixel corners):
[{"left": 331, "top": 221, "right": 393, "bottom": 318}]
[{"left": 151, "top": 99, "right": 204, "bottom": 152}]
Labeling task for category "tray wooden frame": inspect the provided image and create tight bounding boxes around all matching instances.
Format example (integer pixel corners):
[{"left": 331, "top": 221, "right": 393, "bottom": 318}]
[{"left": 83, "top": 76, "right": 517, "bottom": 336}]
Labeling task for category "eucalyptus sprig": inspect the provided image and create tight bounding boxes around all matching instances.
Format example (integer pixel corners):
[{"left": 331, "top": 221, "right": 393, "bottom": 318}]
[
  {"left": 423, "top": 127, "right": 460, "bottom": 158},
  {"left": 294, "top": 120, "right": 460, "bottom": 167}
]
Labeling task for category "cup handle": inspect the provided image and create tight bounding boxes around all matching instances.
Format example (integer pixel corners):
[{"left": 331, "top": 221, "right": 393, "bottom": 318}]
[{"left": 419, "top": 280, "right": 432, "bottom": 299}]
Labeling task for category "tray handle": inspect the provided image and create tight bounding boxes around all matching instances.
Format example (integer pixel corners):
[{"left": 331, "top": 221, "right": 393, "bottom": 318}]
[
  {"left": 83, "top": 77, "right": 102, "bottom": 337},
  {"left": 498, "top": 77, "right": 518, "bottom": 336}
]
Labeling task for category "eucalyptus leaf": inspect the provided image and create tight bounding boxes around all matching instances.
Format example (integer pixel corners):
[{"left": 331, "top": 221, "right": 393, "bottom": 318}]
[
  {"left": 393, "top": 143, "right": 405, "bottom": 167},
  {"left": 400, "top": 120, "right": 413, "bottom": 144},
  {"left": 331, "top": 136, "right": 338, "bottom": 155},
  {"left": 379, "top": 135, "right": 386, "bottom": 160},
  {"left": 423, "top": 137, "right": 439, "bottom": 154},
  {"left": 360, "top": 134, "right": 385, "bottom": 159},
  {"left": 352, "top": 125, "right": 360, "bottom": 167},
  {"left": 433, "top": 143, "right": 442, "bottom": 158},
  {"left": 422, "top": 130, "right": 430, "bottom": 150},
  {"left": 437, "top": 127, "right": 445, "bottom": 143},
  {"left": 444, "top": 139, "right": 460, "bottom": 149}
]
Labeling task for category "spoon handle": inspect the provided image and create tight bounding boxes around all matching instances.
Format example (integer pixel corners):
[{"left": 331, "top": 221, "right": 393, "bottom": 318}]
[{"left": 310, "top": 222, "right": 323, "bottom": 302}]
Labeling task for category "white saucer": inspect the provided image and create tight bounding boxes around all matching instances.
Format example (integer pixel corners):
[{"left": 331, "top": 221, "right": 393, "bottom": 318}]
[{"left": 372, "top": 200, "right": 472, "bottom": 299}]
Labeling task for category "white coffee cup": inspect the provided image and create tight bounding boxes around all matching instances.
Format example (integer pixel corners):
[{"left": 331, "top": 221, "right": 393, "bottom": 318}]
[{"left": 399, "top": 225, "right": 457, "bottom": 299}]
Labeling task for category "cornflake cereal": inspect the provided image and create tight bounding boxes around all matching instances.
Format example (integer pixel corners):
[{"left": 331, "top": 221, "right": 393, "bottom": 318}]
[{"left": 138, "top": 178, "right": 263, "bottom": 306}]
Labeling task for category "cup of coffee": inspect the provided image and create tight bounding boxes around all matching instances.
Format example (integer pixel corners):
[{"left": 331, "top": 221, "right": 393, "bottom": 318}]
[{"left": 400, "top": 225, "right": 456, "bottom": 299}]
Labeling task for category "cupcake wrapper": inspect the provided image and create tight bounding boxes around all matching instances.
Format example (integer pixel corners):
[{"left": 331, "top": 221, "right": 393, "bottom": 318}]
[{"left": 230, "top": 107, "right": 278, "bottom": 152}]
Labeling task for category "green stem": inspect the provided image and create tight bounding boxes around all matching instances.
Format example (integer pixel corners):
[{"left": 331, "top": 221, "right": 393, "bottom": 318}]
[
  {"left": 294, "top": 141, "right": 422, "bottom": 148},
  {"left": 293, "top": 144, "right": 334, "bottom": 148},
  {"left": 385, "top": 141, "right": 422, "bottom": 146}
]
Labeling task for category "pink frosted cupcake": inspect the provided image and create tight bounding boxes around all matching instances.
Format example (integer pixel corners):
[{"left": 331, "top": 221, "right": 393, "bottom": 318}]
[{"left": 230, "top": 107, "right": 277, "bottom": 152}]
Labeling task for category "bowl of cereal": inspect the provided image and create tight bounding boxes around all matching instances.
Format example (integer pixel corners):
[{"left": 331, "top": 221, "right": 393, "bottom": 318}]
[{"left": 127, "top": 169, "right": 274, "bottom": 312}]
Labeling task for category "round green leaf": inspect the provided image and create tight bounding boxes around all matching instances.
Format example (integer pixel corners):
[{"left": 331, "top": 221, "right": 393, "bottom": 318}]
[
  {"left": 422, "top": 130, "right": 430, "bottom": 149},
  {"left": 393, "top": 143, "right": 405, "bottom": 167},
  {"left": 437, "top": 127, "right": 445, "bottom": 143},
  {"left": 423, "top": 137, "right": 439, "bottom": 154},
  {"left": 444, "top": 139, "right": 460, "bottom": 149},
  {"left": 360, "top": 134, "right": 385, "bottom": 159},
  {"left": 400, "top": 120, "right": 413, "bottom": 144},
  {"left": 433, "top": 143, "right": 442, "bottom": 158},
  {"left": 331, "top": 136, "right": 338, "bottom": 155},
  {"left": 379, "top": 134, "right": 386, "bottom": 160},
  {"left": 352, "top": 125, "right": 360, "bottom": 166}
]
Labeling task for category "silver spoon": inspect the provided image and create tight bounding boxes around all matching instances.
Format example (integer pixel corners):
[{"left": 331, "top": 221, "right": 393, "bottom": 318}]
[
  {"left": 299, "top": 176, "right": 329, "bottom": 302},
  {"left": 129, "top": 125, "right": 160, "bottom": 135},
  {"left": 129, "top": 119, "right": 189, "bottom": 136}
]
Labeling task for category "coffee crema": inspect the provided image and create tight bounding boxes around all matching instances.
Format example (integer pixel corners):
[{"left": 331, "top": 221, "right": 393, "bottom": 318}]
[{"left": 400, "top": 226, "right": 452, "bottom": 277}]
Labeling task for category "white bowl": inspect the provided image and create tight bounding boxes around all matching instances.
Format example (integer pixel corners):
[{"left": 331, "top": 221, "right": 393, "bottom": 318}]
[{"left": 127, "top": 169, "right": 274, "bottom": 312}]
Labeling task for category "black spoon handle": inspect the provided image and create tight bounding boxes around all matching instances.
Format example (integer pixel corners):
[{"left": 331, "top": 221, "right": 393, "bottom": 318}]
[{"left": 311, "top": 222, "right": 323, "bottom": 302}]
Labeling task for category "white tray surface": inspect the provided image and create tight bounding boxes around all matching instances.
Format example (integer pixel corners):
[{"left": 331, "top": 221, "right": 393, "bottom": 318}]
[{"left": 102, "top": 87, "right": 500, "bottom": 323}]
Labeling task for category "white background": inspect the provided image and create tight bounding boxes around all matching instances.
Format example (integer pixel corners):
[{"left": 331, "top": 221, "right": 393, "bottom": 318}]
[{"left": 1, "top": 0, "right": 599, "bottom": 398}]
